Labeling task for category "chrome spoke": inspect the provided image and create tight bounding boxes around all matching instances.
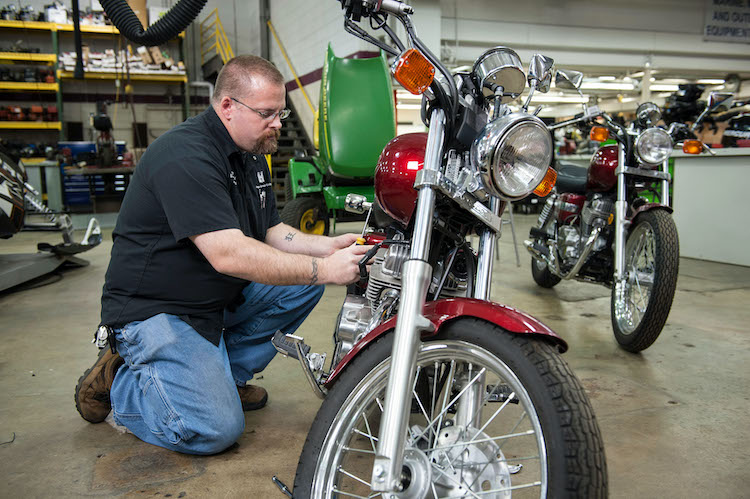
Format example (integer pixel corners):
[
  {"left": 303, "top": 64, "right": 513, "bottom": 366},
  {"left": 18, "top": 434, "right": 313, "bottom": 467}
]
[
  {"left": 434, "top": 360, "right": 456, "bottom": 446},
  {"left": 330, "top": 488, "right": 374, "bottom": 499},
  {"left": 473, "top": 480, "right": 543, "bottom": 496},
  {"left": 433, "top": 429, "right": 535, "bottom": 453},
  {"left": 360, "top": 413, "right": 378, "bottom": 452},
  {"left": 353, "top": 428, "right": 378, "bottom": 443},
  {"left": 415, "top": 366, "right": 487, "bottom": 445},
  {"left": 412, "top": 366, "right": 432, "bottom": 428},
  {"left": 342, "top": 446, "right": 375, "bottom": 454},
  {"left": 432, "top": 465, "right": 482, "bottom": 499},
  {"left": 338, "top": 466, "right": 372, "bottom": 488}
]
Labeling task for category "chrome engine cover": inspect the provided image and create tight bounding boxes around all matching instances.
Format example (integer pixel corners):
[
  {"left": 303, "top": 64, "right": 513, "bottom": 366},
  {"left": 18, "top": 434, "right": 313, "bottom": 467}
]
[{"left": 559, "top": 225, "right": 581, "bottom": 263}]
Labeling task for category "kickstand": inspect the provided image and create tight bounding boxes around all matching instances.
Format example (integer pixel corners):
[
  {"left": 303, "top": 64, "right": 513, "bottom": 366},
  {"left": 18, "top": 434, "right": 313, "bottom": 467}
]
[{"left": 272, "top": 475, "right": 293, "bottom": 497}]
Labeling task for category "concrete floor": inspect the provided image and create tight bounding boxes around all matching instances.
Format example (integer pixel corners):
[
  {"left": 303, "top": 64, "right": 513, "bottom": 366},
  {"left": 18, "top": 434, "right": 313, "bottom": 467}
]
[{"left": 1, "top": 215, "right": 748, "bottom": 498}]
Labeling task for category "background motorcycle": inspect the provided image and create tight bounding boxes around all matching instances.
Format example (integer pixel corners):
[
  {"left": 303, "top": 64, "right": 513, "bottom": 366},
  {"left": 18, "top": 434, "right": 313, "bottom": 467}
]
[
  {"left": 526, "top": 81, "right": 724, "bottom": 352},
  {"left": 271, "top": 1, "right": 607, "bottom": 497}
]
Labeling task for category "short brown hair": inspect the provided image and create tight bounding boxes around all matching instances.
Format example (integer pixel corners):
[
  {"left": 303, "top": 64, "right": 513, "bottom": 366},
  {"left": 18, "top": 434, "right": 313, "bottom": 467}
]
[{"left": 212, "top": 55, "right": 285, "bottom": 104}]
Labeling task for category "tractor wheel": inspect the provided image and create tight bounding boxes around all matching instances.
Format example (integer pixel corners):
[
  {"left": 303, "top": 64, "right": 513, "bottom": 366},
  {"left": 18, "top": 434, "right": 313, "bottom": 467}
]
[{"left": 281, "top": 197, "right": 329, "bottom": 235}]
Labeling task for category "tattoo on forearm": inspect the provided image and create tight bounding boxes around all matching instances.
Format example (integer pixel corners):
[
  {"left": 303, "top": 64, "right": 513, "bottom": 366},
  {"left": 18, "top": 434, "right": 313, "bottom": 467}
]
[
  {"left": 310, "top": 258, "right": 319, "bottom": 285},
  {"left": 285, "top": 232, "right": 295, "bottom": 242}
]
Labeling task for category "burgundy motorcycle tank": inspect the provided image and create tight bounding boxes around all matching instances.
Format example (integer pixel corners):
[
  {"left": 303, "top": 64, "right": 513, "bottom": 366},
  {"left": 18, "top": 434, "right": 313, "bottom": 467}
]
[
  {"left": 587, "top": 144, "right": 619, "bottom": 192},
  {"left": 374, "top": 132, "right": 427, "bottom": 225}
]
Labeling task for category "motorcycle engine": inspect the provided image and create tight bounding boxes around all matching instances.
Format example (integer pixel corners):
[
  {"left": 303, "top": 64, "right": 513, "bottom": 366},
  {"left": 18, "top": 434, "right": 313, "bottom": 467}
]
[
  {"left": 559, "top": 225, "right": 581, "bottom": 263},
  {"left": 580, "top": 194, "right": 614, "bottom": 252},
  {"left": 332, "top": 240, "right": 467, "bottom": 365}
]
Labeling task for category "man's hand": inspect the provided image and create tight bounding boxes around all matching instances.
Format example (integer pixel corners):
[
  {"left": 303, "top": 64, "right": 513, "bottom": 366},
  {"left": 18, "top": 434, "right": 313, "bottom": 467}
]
[
  {"left": 319, "top": 242, "right": 374, "bottom": 285},
  {"left": 324, "top": 233, "right": 362, "bottom": 256}
]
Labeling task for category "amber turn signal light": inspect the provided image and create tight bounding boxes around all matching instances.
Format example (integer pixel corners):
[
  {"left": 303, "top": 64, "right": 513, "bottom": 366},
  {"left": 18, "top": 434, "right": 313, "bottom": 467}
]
[
  {"left": 682, "top": 139, "right": 704, "bottom": 155},
  {"left": 590, "top": 126, "right": 609, "bottom": 142},
  {"left": 393, "top": 49, "right": 435, "bottom": 95},
  {"left": 533, "top": 167, "right": 557, "bottom": 197}
]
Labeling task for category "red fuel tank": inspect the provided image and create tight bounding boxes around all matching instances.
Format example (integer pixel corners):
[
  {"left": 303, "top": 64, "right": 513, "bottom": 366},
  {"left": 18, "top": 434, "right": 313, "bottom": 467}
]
[
  {"left": 374, "top": 132, "right": 428, "bottom": 225},
  {"left": 587, "top": 144, "right": 619, "bottom": 192}
]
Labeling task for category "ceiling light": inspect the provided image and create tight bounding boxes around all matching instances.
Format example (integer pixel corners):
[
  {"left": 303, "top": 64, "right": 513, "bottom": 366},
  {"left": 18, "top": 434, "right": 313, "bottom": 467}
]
[
  {"left": 598, "top": 76, "right": 616, "bottom": 81},
  {"left": 530, "top": 95, "right": 589, "bottom": 103},
  {"left": 650, "top": 84, "right": 680, "bottom": 91},
  {"left": 696, "top": 79, "right": 725, "bottom": 85},
  {"left": 580, "top": 82, "right": 636, "bottom": 90}
]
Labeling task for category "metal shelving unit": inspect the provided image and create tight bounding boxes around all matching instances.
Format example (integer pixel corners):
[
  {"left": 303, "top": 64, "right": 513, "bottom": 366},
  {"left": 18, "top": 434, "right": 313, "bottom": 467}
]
[{"left": 0, "top": 19, "right": 188, "bottom": 140}]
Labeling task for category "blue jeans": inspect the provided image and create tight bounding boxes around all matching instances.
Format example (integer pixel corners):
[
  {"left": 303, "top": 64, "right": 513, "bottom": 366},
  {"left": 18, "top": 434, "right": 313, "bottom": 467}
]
[{"left": 109, "top": 282, "right": 324, "bottom": 455}]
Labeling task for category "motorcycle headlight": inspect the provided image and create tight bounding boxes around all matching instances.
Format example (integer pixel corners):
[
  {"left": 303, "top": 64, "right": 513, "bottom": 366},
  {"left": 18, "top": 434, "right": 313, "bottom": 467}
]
[
  {"left": 635, "top": 127, "right": 673, "bottom": 166},
  {"left": 471, "top": 113, "right": 552, "bottom": 200}
]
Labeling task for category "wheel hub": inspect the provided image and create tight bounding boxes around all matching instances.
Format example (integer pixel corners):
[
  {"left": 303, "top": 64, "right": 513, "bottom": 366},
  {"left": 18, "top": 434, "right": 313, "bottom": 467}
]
[
  {"left": 391, "top": 448, "right": 433, "bottom": 499},
  {"left": 428, "top": 425, "right": 512, "bottom": 498}
]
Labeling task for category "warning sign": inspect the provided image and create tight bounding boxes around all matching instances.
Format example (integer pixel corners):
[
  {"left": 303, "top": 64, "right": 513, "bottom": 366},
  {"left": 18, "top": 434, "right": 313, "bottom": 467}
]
[{"left": 704, "top": 0, "right": 750, "bottom": 43}]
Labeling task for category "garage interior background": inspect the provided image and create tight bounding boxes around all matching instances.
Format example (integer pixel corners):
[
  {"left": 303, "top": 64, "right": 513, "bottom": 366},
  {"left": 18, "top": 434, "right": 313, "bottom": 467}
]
[
  {"left": 6, "top": 0, "right": 749, "bottom": 148},
  {"left": 3, "top": 0, "right": 749, "bottom": 254},
  {"left": 2, "top": 2, "right": 750, "bottom": 497}
]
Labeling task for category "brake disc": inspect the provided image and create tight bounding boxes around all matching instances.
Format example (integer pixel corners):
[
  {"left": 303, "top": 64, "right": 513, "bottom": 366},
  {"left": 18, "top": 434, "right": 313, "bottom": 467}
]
[{"left": 431, "top": 425, "right": 512, "bottom": 498}]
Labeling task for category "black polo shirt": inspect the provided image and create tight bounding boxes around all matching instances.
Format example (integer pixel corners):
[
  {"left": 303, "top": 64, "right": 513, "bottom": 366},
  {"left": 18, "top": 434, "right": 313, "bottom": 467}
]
[{"left": 101, "top": 106, "right": 281, "bottom": 345}]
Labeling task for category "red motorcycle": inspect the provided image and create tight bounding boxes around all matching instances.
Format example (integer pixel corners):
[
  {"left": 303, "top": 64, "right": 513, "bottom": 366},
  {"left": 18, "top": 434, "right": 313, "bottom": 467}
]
[
  {"left": 526, "top": 77, "right": 724, "bottom": 352},
  {"left": 270, "top": 1, "right": 607, "bottom": 497}
]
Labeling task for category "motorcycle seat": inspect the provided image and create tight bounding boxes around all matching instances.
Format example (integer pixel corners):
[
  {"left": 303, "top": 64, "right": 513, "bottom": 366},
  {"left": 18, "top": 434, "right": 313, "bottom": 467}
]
[{"left": 554, "top": 160, "right": 588, "bottom": 194}]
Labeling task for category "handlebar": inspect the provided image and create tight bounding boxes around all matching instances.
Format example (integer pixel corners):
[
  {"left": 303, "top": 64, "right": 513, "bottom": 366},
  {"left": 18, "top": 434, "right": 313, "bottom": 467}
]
[{"left": 339, "top": 0, "right": 459, "bottom": 127}]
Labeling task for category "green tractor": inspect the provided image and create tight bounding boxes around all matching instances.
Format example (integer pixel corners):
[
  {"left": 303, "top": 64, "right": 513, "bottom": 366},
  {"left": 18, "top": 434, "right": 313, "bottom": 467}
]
[{"left": 281, "top": 45, "right": 396, "bottom": 234}]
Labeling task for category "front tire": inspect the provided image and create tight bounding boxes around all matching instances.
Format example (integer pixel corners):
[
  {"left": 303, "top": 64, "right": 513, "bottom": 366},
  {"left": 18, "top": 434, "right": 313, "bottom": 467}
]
[
  {"left": 611, "top": 209, "right": 679, "bottom": 352},
  {"left": 294, "top": 318, "right": 607, "bottom": 498}
]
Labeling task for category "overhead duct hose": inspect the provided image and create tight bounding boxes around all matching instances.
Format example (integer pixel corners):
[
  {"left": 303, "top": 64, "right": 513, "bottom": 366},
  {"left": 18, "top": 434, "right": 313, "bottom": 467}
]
[{"left": 99, "top": 0, "right": 207, "bottom": 47}]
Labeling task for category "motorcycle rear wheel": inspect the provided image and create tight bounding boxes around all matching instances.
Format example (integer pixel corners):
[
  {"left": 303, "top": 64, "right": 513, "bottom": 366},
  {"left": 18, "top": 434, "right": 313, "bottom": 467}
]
[
  {"left": 611, "top": 209, "right": 679, "bottom": 352},
  {"left": 293, "top": 318, "right": 607, "bottom": 498}
]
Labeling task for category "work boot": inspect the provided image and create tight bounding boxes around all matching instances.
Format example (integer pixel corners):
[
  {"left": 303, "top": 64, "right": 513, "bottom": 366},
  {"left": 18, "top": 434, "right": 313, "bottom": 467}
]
[
  {"left": 74, "top": 348, "right": 125, "bottom": 423},
  {"left": 237, "top": 384, "right": 268, "bottom": 411}
]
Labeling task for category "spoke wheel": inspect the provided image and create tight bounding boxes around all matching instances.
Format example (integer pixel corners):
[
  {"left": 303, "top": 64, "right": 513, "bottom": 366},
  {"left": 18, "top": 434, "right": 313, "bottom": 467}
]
[
  {"left": 611, "top": 209, "right": 679, "bottom": 352},
  {"left": 294, "top": 319, "right": 607, "bottom": 498}
]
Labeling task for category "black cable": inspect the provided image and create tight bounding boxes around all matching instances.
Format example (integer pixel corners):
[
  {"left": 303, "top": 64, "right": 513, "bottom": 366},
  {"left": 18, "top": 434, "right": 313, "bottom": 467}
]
[
  {"left": 399, "top": 15, "right": 458, "bottom": 117},
  {"left": 99, "top": 0, "right": 206, "bottom": 47},
  {"left": 344, "top": 18, "right": 400, "bottom": 57},
  {"left": 72, "top": 0, "right": 84, "bottom": 79}
]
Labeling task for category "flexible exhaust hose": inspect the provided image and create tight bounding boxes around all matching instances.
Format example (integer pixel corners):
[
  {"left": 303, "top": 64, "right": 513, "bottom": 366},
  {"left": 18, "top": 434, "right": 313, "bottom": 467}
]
[{"left": 99, "top": 0, "right": 207, "bottom": 46}]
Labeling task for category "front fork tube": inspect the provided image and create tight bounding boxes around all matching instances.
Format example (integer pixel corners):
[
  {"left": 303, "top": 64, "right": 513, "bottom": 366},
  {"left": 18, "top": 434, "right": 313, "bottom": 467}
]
[
  {"left": 474, "top": 198, "right": 502, "bottom": 300},
  {"left": 454, "top": 365, "right": 486, "bottom": 429},
  {"left": 614, "top": 144, "right": 628, "bottom": 283},
  {"left": 661, "top": 158, "right": 670, "bottom": 207},
  {"left": 371, "top": 109, "right": 446, "bottom": 493}
]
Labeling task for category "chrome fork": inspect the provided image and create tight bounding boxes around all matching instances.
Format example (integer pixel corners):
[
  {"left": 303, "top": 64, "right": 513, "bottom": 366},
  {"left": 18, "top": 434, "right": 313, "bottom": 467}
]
[
  {"left": 661, "top": 158, "right": 670, "bottom": 207},
  {"left": 614, "top": 143, "right": 628, "bottom": 283},
  {"left": 371, "top": 108, "right": 446, "bottom": 493}
]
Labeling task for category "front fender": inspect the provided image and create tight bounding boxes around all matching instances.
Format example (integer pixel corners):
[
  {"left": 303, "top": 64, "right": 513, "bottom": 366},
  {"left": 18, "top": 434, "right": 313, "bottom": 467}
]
[
  {"left": 629, "top": 202, "right": 673, "bottom": 221},
  {"left": 325, "top": 297, "right": 566, "bottom": 387}
]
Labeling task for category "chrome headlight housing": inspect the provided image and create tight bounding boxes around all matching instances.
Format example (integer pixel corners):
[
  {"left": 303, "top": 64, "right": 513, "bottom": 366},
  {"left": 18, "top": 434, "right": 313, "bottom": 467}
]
[
  {"left": 635, "top": 127, "right": 673, "bottom": 167},
  {"left": 471, "top": 113, "right": 552, "bottom": 200}
]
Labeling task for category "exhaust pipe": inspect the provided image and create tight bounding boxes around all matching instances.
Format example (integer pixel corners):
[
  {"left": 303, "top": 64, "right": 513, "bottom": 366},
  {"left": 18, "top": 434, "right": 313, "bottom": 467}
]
[{"left": 525, "top": 224, "right": 604, "bottom": 280}]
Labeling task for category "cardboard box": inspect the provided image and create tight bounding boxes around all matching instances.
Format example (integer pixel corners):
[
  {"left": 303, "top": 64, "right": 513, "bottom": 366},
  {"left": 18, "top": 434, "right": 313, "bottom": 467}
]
[
  {"left": 136, "top": 46, "right": 153, "bottom": 65},
  {"left": 127, "top": 0, "right": 147, "bottom": 27},
  {"left": 148, "top": 46, "right": 165, "bottom": 65}
]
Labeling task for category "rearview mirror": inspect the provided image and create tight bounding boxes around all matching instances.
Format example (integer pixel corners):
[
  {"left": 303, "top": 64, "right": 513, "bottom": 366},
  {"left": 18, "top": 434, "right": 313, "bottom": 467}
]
[
  {"left": 528, "top": 54, "right": 554, "bottom": 93},
  {"left": 707, "top": 92, "right": 733, "bottom": 112},
  {"left": 555, "top": 69, "right": 584, "bottom": 91}
]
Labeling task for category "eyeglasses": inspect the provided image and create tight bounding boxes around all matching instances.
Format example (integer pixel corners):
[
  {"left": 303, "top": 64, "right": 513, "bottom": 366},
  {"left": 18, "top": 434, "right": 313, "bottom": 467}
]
[{"left": 230, "top": 97, "right": 290, "bottom": 121}]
